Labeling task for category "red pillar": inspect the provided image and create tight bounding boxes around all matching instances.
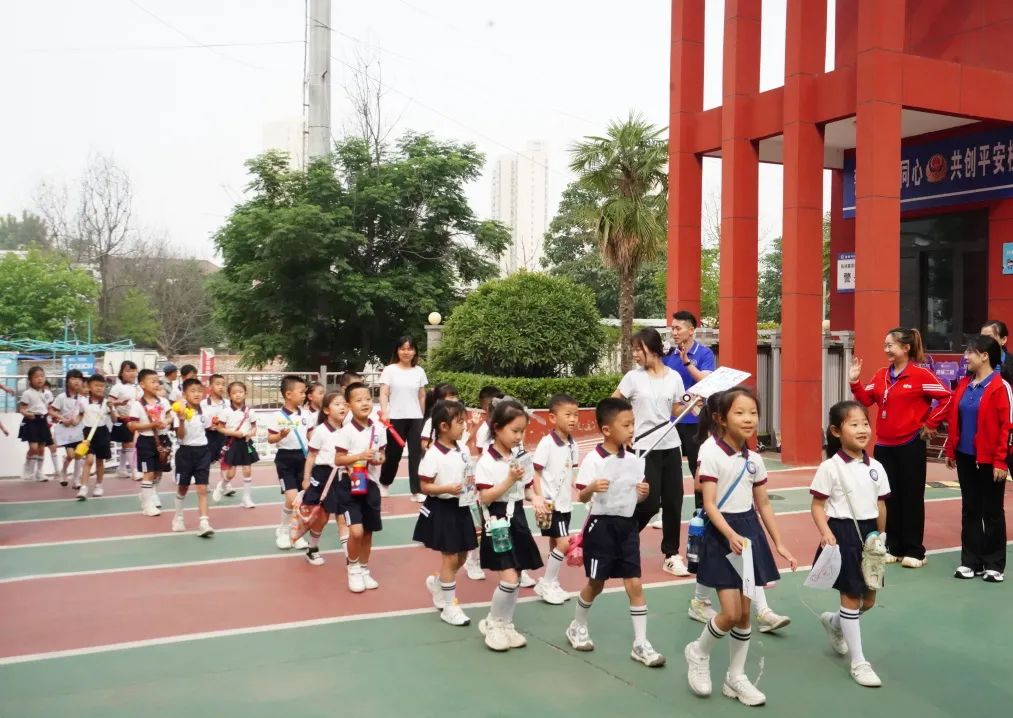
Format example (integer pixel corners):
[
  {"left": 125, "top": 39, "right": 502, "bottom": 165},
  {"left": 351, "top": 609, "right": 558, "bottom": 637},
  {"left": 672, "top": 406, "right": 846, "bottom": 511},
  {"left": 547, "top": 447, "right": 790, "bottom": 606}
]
[
  {"left": 781, "top": 0, "right": 826, "bottom": 465},
  {"left": 719, "top": 0, "right": 761, "bottom": 382},
  {"left": 853, "top": 0, "right": 905, "bottom": 379},
  {"left": 667, "top": 0, "right": 705, "bottom": 320}
]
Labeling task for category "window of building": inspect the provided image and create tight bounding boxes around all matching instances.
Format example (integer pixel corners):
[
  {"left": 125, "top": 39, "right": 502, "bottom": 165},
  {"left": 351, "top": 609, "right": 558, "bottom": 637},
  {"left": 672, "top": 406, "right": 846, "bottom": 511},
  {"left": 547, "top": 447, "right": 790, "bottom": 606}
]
[{"left": 900, "top": 210, "right": 988, "bottom": 352}]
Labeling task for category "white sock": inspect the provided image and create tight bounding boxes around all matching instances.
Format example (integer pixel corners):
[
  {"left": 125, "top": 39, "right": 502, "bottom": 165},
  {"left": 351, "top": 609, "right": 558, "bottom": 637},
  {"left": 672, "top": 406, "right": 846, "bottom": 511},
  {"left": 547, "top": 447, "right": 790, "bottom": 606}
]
[
  {"left": 308, "top": 531, "right": 321, "bottom": 549},
  {"left": 280, "top": 506, "right": 293, "bottom": 530},
  {"left": 728, "top": 626, "right": 752, "bottom": 677},
  {"left": 694, "top": 583, "right": 711, "bottom": 602},
  {"left": 140, "top": 482, "right": 154, "bottom": 504},
  {"left": 467, "top": 549, "right": 479, "bottom": 564},
  {"left": 35, "top": 457, "right": 46, "bottom": 478},
  {"left": 243, "top": 478, "right": 253, "bottom": 499},
  {"left": 213, "top": 480, "right": 224, "bottom": 493},
  {"left": 630, "top": 605, "right": 647, "bottom": 644},
  {"left": 574, "top": 596, "right": 593, "bottom": 626},
  {"left": 752, "top": 585, "right": 769, "bottom": 613},
  {"left": 22, "top": 458, "right": 33, "bottom": 478},
  {"left": 839, "top": 607, "right": 865, "bottom": 665},
  {"left": 72, "top": 459, "right": 82, "bottom": 484},
  {"left": 174, "top": 493, "right": 185, "bottom": 518},
  {"left": 697, "top": 618, "right": 728, "bottom": 655},
  {"left": 121, "top": 448, "right": 134, "bottom": 475},
  {"left": 340, "top": 534, "right": 349, "bottom": 556},
  {"left": 490, "top": 581, "right": 519, "bottom": 621},
  {"left": 51, "top": 453, "right": 62, "bottom": 474},
  {"left": 545, "top": 549, "right": 564, "bottom": 584},
  {"left": 440, "top": 580, "right": 456, "bottom": 606}
]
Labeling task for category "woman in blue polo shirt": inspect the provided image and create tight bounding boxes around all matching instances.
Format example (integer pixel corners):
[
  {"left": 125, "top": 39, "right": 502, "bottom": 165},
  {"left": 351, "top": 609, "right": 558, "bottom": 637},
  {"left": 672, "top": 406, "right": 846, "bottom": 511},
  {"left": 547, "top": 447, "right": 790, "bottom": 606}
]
[{"left": 944, "top": 335, "right": 1011, "bottom": 583}]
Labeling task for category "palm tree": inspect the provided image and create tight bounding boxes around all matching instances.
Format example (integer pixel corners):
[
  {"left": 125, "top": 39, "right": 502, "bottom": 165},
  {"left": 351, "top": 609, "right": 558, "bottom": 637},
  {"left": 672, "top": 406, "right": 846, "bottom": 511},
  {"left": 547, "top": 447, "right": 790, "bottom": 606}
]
[{"left": 569, "top": 113, "right": 668, "bottom": 371}]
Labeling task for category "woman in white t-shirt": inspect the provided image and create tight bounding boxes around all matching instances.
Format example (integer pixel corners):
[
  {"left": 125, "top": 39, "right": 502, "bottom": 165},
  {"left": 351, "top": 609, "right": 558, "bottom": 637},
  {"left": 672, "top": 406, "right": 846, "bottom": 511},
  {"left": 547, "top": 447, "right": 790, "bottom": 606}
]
[
  {"left": 614, "top": 327, "right": 688, "bottom": 577},
  {"left": 378, "top": 336, "right": 428, "bottom": 501}
]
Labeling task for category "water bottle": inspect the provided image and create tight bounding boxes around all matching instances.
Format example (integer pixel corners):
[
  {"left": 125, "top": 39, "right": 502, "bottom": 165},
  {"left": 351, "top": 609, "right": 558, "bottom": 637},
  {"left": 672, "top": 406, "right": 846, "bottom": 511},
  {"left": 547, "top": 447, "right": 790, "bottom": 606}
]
[
  {"left": 687, "top": 510, "right": 706, "bottom": 574},
  {"left": 350, "top": 462, "right": 369, "bottom": 495},
  {"left": 489, "top": 517, "right": 513, "bottom": 553}
]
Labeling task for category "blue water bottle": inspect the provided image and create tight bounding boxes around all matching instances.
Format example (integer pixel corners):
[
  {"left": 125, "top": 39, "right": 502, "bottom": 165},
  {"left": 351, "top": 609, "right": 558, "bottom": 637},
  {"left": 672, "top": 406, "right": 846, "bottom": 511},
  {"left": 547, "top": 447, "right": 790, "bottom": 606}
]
[{"left": 687, "top": 509, "right": 706, "bottom": 574}]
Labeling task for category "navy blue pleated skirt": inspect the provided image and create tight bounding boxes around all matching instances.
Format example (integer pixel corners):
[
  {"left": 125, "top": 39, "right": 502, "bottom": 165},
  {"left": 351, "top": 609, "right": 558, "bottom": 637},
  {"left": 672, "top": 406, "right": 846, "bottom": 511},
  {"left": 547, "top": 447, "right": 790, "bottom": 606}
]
[{"left": 696, "top": 509, "right": 781, "bottom": 590}]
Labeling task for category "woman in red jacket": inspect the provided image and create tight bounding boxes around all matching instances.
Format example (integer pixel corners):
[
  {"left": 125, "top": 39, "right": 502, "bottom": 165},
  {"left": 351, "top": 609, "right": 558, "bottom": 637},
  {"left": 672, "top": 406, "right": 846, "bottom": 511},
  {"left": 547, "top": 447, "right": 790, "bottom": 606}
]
[
  {"left": 849, "top": 327, "right": 951, "bottom": 568},
  {"left": 944, "top": 335, "right": 1011, "bottom": 583}
]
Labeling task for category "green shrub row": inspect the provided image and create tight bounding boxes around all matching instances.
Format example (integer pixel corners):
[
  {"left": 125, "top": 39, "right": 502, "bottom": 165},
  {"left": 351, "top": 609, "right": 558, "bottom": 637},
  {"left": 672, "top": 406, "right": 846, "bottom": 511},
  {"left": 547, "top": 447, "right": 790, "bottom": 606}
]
[{"left": 427, "top": 371, "right": 622, "bottom": 409}]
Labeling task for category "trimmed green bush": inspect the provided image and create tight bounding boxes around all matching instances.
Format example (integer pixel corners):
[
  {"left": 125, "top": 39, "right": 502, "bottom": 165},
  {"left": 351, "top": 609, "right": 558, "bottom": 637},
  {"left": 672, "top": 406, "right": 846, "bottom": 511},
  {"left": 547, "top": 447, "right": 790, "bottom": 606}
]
[
  {"left": 428, "top": 371, "right": 621, "bottom": 409},
  {"left": 430, "top": 272, "right": 605, "bottom": 378}
]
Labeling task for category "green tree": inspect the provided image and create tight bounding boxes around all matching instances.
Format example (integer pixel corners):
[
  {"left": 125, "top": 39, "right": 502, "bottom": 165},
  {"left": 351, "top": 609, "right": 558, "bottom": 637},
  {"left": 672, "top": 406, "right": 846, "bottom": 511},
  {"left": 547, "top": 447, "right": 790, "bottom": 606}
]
[
  {"left": 433, "top": 272, "right": 604, "bottom": 377},
  {"left": 0, "top": 211, "right": 50, "bottom": 250},
  {"left": 757, "top": 236, "right": 783, "bottom": 324},
  {"left": 106, "top": 287, "right": 159, "bottom": 345},
  {"left": 0, "top": 250, "right": 97, "bottom": 338},
  {"left": 212, "top": 136, "right": 509, "bottom": 368},
  {"left": 542, "top": 182, "right": 666, "bottom": 318},
  {"left": 569, "top": 114, "right": 668, "bottom": 371}
]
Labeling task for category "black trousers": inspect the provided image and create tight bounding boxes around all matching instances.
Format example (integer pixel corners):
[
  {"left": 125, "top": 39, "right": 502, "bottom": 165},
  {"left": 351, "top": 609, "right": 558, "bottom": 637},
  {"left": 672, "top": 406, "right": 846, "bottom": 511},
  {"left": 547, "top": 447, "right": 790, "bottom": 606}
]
[
  {"left": 379, "top": 417, "right": 424, "bottom": 493},
  {"left": 634, "top": 446, "right": 684, "bottom": 556},
  {"left": 874, "top": 438, "right": 927, "bottom": 560},
  {"left": 677, "top": 423, "right": 704, "bottom": 509},
  {"left": 956, "top": 452, "right": 1007, "bottom": 573}
]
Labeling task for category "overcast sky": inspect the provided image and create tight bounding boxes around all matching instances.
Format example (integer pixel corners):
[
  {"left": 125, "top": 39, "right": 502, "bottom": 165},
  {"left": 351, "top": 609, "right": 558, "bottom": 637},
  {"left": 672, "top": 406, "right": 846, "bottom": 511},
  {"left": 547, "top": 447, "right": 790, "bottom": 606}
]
[{"left": 0, "top": 0, "right": 832, "bottom": 261}]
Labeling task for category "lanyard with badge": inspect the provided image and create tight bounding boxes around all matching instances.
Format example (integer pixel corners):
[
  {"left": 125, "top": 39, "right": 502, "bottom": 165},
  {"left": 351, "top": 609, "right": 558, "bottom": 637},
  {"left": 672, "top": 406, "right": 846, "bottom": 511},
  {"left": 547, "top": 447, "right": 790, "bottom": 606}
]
[{"left": 879, "top": 365, "right": 904, "bottom": 420}]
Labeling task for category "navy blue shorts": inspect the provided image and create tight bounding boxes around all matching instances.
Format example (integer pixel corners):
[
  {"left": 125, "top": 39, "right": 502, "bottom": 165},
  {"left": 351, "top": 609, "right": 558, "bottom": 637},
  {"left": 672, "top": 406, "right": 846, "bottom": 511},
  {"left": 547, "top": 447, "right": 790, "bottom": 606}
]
[
  {"left": 696, "top": 509, "right": 781, "bottom": 590},
  {"left": 539, "top": 510, "right": 572, "bottom": 539},
  {"left": 274, "top": 449, "right": 305, "bottom": 493},
  {"left": 582, "top": 515, "right": 641, "bottom": 580},
  {"left": 302, "top": 464, "right": 342, "bottom": 514},
  {"left": 136, "top": 435, "right": 171, "bottom": 474},
  {"left": 336, "top": 475, "right": 382, "bottom": 532},
  {"left": 174, "top": 444, "right": 211, "bottom": 486}
]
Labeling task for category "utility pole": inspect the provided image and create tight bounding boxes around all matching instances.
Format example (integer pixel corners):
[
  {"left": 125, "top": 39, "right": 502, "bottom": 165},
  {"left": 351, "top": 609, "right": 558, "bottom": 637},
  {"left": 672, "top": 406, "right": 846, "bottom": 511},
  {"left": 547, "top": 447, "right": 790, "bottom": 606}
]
[{"left": 305, "top": 0, "right": 332, "bottom": 161}]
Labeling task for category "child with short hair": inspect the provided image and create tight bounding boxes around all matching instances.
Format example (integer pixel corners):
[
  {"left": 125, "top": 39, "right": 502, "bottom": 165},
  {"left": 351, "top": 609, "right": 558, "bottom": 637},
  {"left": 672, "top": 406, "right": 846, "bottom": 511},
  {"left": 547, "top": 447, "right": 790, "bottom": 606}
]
[
  {"left": 109, "top": 360, "right": 141, "bottom": 481},
  {"left": 334, "top": 382, "right": 387, "bottom": 592},
  {"left": 219, "top": 381, "right": 259, "bottom": 508},
  {"left": 200, "top": 374, "right": 228, "bottom": 496},
  {"left": 811, "top": 400, "right": 890, "bottom": 687},
  {"left": 50, "top": 370, "right": 87, "bottom": 488},
  {"left": 566, "top": 397, "right": 665, "bottom": 667},
  {"left": 475, "top": 399, "right": 543, "bottom": 651},
  {"left": 414, "top": 399, "right": 478, "bottom": 626},
  {"left": 267, "top": 375, "right": 309, "bottom": 550},
  {"left": 684, "top": 388, "right": 797, "bottom": 707},
  {"left": 531, "top": 393, "right": 580, "bottom": 605},
  {"left": 171, "top": 378, "right": 216, "bottom": 537},
  {"left": 76, "top": 374, "right": 112, "bottom": 500},
  {"left": 126, "top": 369, "right": 173, "bottom": 516},
  {"left": 18, "top": 366, "right": 53, "bottom": 481},
  {"left": 300, "top": 392, "right": 349, "bottom": 566}
]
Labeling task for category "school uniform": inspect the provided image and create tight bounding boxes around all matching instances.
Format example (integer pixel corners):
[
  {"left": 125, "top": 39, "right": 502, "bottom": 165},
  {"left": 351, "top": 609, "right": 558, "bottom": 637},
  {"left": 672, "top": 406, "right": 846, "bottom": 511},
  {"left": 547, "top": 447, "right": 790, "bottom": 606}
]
[
  {"left": 222, "top": 405, "right": 259, "bottom": 465},
  {"left": 109, "top": 382, "right": 142, "bottom": 443},
  {"left": 575, "top": 444, "right": 645, "bottom": 580},
  {"left": 421, "top": 416, "right": 472, "bottom": 447},
  {"left": 81, "top": 399, "right": 113, "bottom": 460},
  {"left": 302, "top": 421, "right": 345, "bottom": 514},
  {"left": 175, "top": 407, "right": 212, "bottom": 486},
  {"left": 18, "top": 388, "right": 54, "bottom": 445},
  {"left": 51, "top": 392, "right": 87, "bottom": 449},
  {"left": 267, "top": 407, "right": 309, "bottom": 493},
  {"left": 810, "top": 452, "right": 892, "bottom": 596},
  {"left": 532, "top": 430, "right": 578, "bottom": 538},
  {"left": 475, "top": 422, "right": 493, "bottom": 453},
  {"left": 695, "top": 437, "right": 781, "bottom": 590},
  {"left": 334, "top": 418, "right": 387, "bottom": 532},
  {"left": 475, "top": 446, "right": 543, "bottom": 571},
  {"left": 850, "top": 363, "right": 951, "bottom": 560},
  {"left": 413, "top": 440, "right": 479, "bottom": 553},
  {"left": 127, "top": 397, "right": 173, "bottom": 473},
  {"left": 202, "top": 396, "right": 229, "bottom": 463}
]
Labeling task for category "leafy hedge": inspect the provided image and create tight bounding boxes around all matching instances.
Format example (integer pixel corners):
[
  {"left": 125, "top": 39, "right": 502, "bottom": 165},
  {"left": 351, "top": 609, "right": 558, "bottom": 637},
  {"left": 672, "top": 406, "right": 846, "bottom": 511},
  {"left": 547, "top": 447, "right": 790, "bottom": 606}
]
[{"left": 427, "top": 371, "right": 622, "bottom": 409}]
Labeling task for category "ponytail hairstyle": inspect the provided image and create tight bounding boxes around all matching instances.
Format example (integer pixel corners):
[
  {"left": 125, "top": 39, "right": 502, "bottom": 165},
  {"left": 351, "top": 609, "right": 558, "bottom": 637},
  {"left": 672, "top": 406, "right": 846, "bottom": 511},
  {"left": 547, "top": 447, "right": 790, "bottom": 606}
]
[
  {"left": 424, "top": 382, "right": 459, "bottom": 419},
  {"left": 887, "top": 327, "right": 925, "bottom": 363},
  {"left": 117, "top": 360, "right": 138, "bottom": 382},
  {"left": 966, "top": 335, "right": 1001, "bottom": 370},
  {"left": 825, "top": 400, "right": 867, "bottom": 458},
  {"left": 488, "top": 398, "right": 528, "bottom": 439},
  {"left": 631, "top": 327, "right": 665, "bottom": 359},
  {"left": 304, "top": 381, "right": 325, "bottom": 408},
  {"left": 700, "top": 387, "right": 761, "bottom": 440},
  {"left": 696, "top": 392, "right": 724, "bottom": 444},
  {"left": 430, "top": 399, "right": 467, "bottom": 443},
  {"left": 318, "top": 391, "right": 345, "bottom": 427}
]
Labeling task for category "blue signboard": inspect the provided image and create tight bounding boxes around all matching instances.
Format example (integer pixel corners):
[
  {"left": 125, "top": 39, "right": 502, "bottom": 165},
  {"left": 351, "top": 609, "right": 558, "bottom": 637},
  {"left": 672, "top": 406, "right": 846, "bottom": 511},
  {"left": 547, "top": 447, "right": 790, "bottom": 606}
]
[
  {"left": 62, "top": 355, "right": 96, "bottom": 375},
  {"left": 843, "top": 125, "right": 1013, "bottom": 218},
  {"left": 0, "top": 351, "right": 17, "bottom": 412}
]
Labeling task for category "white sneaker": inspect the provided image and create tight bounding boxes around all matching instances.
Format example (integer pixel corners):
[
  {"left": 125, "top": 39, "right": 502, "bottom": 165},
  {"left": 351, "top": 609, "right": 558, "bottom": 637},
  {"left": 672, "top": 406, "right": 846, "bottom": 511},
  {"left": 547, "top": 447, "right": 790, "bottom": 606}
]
[
  {"left": 347, "top": 565, "right": 366, "bottom": 593},
  {"left": 414, "top": 493, "right": 427, "bottom": 503},
  {"left": 305, "top": 548, "right": 325, "bottom": 566},
  {"left": 519, "top": 570, "right": 536, "bottom": 588},
  {"left": 465, "top": 554, "right": 485, "bottom": 580},
  {"left": 76, "top": 485, "right": 89, "bottom": 501},
  {"left": 649, "top": 517, "right": 664, "bottom": 529},
  {"left": 426, "top": 575, "right": 445, "bottom": 609},
  {"left": 534, "top": 578, "right": 566, "bottom": 605},
  {"left": 142, "top": 500, "right": 161, "bottom": 517},
  {"left": 663, "top": 555, "right": 691, "bottom": 577},
  {"left": 479, "top": 617, "right": 510, "bottom": 652},
  {"left": 502, "top": 622, "right": 526, "bottom": 648},
  {"left": 212, "top": 483, "right": 224, "bottom": 503},
  {"left": 550, "top": 582, "right": 571, "bottom": 603},
  {"left": 198, "top": 517, "right": 215, "bottom": 537},
  {"left": 275, "top": 528, "right": 293, "bottom": 550},
  {"left": 757, "top": 607, "right": 791, "bottom": 633},
  {"left": 152, "top": 493, "right": 163, "bottom": 509},
  {"left": 722, "top": 673, "right": 766, "bottom": 706},
  {"left": 224, "top": 482, "right": 236, "bottom": 497},
  {"left": 685, "top": 641, "right": 712, "bottom": 696},
  {"left": 688, "top": 598, "right": 717, "bottom": 624},
  {"left": 241, "top": 495, "right": 256, "bottom": 509},
  {"left": 850, "top": 661, "right": 882, "bottom": 687},
  {"left": 293, "top": 536, "right": 309, "bottom": 550},
  {"left": 171, "top": 516, "right": 186, "bottom": 532},
  {"left": 379, "top": 484, "right": 390, "bottom": 498},
  {"left": 440, "top": 603, "right": 470, "bottom": 626},
  {"left": 631, "top": 640, "right": 666, "bottom": 667},
  {"left": 360, "top": 567, "right": 379, "bottom": 590},
  {"left": 983, "top": 569, "right": 1006, "bottom": 583},
  {"left": 565, "top": 620, "right": 594, "bottom": 651},
  {"left": 901, "top": 556, "right": 926, "bottom": 568},
  {"left": 820, "top": 612, "right": 848, "bottom": 655},
  {"left": 91, "top": 485, "right": 104, "bottom": 497}
]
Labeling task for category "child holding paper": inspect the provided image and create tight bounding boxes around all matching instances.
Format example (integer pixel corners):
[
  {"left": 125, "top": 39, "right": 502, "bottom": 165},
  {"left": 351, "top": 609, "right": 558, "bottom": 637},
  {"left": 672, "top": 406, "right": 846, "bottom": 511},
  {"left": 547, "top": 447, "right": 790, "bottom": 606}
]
[
  {"left": 684, "top": 388, "right": 796, "bottom": 707},
  {"left": 810, "top": 400, "right": 890, "bottom": 688}
]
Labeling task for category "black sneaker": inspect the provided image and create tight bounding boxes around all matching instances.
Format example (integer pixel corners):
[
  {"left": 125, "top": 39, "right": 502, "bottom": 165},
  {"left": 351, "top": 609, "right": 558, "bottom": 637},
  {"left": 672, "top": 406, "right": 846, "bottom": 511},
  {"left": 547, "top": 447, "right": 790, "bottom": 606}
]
[{"left": 305, "top": 548, "right": 325, "bottom": 566}]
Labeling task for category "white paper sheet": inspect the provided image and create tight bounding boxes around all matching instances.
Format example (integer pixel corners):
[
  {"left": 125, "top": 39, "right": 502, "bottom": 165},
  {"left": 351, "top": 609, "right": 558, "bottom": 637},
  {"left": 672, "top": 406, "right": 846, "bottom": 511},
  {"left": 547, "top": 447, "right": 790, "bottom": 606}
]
[
  {"left": 725, "top": 537, "right": 756, "bottom": 599},
  {"left": 803, "top": 544, "right": 842, "bottom": 590}
]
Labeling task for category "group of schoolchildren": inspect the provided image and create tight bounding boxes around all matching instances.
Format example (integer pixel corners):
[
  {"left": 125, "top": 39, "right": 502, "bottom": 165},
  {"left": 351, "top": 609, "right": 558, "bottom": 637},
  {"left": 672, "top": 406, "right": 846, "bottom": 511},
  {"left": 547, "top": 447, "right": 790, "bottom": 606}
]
[{"left": 15, "top": 365, "right": 892, "bottom": 707}]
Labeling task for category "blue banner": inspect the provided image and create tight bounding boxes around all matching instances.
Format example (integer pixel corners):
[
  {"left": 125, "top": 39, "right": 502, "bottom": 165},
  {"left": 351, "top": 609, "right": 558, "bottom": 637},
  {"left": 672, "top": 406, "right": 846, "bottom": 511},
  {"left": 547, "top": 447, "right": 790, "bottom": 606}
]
[
  {"left": 62, "top": 355, "right": 96, "bottom": 375},
  {"left": 843, "top": 125, "right": 1013, "bottom": 218},
  {"left": 0, "top": 352, "right": 17, "bottom": 412}
]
